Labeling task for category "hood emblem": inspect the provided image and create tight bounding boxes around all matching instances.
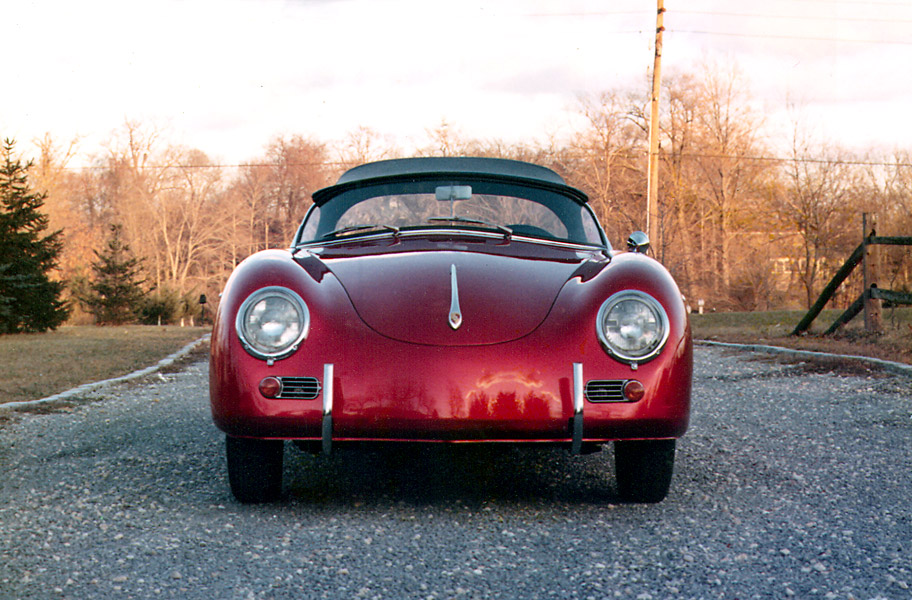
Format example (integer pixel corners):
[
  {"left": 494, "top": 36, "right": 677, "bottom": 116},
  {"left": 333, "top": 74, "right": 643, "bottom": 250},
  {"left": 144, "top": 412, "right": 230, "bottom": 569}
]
[{"left": 448, "top": 264, "right": 462, "bottom": 330}]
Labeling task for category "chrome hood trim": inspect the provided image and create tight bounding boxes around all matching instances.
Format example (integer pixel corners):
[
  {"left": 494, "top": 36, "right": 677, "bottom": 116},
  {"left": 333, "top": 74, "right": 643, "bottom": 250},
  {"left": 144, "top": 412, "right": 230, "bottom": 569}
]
[{"left": 448, "top": 264, "right": 463, "bottom": 330}]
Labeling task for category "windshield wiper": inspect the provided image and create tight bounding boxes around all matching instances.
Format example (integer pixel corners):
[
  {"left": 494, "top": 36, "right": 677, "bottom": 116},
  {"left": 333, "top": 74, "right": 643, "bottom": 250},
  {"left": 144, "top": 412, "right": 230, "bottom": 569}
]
[
  {"left": 321, "top": 224, "right": 400, "bottom": 239},
  {"left": 426, "top": 217, "right": 512, "bottom": 238}
]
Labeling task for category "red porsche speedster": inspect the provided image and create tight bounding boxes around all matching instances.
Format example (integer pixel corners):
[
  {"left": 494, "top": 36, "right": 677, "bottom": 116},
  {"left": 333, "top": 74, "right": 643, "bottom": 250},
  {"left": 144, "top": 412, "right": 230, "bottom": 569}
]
[{"left": 210, "top": 157, "right": 692, "bottom": 503}]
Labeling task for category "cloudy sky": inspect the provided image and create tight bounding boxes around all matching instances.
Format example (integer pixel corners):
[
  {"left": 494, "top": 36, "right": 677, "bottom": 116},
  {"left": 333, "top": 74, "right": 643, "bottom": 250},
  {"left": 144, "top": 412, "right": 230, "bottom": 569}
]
[{"left": 3, "top": 0, "right": 911, "bottom": 166}]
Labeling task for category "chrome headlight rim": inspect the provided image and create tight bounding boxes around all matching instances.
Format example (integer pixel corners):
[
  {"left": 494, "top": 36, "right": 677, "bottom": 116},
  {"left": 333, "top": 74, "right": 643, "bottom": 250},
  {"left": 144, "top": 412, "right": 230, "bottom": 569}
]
[
  {"left": 235, "top": 286, "right": 310, "bottom": 361},
  {"left": 596, "top": 290, "right": 670, "bottom": 364}
]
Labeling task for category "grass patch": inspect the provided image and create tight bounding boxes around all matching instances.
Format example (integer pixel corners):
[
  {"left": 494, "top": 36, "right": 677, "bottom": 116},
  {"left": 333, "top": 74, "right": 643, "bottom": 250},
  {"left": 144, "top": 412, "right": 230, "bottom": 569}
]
[
  {"left": 0, "top": 326, "right": 209, "bottom": 406},
  {"left": 692, "top": 306, "right": 912, "bottom": 365},
  {"left": 691, "top": 308, "right": 844, "bottom": 339}
]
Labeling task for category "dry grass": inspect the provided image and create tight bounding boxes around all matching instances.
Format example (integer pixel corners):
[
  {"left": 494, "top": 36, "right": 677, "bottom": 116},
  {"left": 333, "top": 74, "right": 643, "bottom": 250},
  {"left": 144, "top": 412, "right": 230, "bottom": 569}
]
[
  {"left": 691, "top": 306, "right": 912, "bottom": 366},
  {"left": 0, "top": 326, "right": 209, "bottom": 406}
]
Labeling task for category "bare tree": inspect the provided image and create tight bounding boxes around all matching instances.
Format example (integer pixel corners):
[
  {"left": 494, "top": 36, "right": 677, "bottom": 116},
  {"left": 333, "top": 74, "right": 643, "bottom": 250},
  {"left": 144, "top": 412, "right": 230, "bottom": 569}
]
[
  {"left": 420, "top": 120, "right": 464, "bottom": 157},
  {"left": 338, "top": 126, "right": 399, "bottom": 169},
  {"left": 30, "top": 134, "right": 102, "bottom": 281},
  {"left": 23, "top": 68, "right": 909, "bottom": 325},
  {"left": 228, "top": 163, "right": 271, "bottom": 259},
  {"left": 100, "top": 121, "right": 174, "bottom": 289},
  {"left": 153, "top": 148, "right": 225, "bottom": 294},
  {"left": 774, "top": 129, "right": 857, "bottom": 307},
  {"left": 864, "top": 152, "right": 912, "bottom": 297},
  {"left": 97, "top": 122, "right": 233, "bottom": 297},
  {"left": 689, "top": 61, "right": 770, "bottom": 300},
  {"left": 561, "top": 92, "right": 644, "bottom": 245},
  {"left": 263, "top": 135, "right": 333, "bottom": 245}
]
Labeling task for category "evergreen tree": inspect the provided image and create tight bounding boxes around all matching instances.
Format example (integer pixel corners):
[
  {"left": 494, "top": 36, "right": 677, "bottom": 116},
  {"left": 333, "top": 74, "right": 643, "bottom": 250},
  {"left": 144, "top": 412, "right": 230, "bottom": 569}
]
[
  {"left": 0, "top": 138, "right": 69, "bottom": 333},
  {"left": 81, "top": 223, "right": 146, "bottom": 325}
]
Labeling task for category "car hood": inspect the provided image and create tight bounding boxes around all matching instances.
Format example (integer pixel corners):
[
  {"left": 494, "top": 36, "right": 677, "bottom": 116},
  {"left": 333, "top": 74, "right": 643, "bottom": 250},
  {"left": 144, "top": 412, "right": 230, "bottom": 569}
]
[{"left": 310, "top": 249, "right": 589, "bottom": 346}]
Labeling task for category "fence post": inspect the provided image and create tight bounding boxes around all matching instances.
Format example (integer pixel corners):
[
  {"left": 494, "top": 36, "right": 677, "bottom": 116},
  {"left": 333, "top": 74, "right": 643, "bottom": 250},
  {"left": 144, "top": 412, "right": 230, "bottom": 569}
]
[{"left": 862, "top": 213, "right": 882, "bottom": 333}]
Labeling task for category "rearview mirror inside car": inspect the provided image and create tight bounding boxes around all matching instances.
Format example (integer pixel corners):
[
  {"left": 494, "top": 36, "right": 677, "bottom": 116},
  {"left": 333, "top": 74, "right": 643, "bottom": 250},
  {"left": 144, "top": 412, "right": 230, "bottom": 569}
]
[{"left": 435, "top": 185, "right": 472, "bottom": 201}]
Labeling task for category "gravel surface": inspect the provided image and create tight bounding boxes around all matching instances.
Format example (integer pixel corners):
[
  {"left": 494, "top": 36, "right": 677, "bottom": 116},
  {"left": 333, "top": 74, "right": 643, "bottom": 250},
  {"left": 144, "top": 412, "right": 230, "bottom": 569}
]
[{"left": 1, "top": 347, "right": 910, "bottom": 600}]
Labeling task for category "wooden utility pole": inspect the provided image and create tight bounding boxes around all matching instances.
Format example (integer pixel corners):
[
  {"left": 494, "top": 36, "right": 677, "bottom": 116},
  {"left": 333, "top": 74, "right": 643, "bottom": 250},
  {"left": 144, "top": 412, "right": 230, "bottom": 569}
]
[{"left": 646, "top": 0, "right": 665, "bottom": 251}]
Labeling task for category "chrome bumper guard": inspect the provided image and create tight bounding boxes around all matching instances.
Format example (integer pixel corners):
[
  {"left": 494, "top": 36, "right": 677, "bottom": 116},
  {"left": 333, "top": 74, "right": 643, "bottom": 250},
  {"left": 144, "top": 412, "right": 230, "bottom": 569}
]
[
  {"left": 322, "top": 363, "right": 334, "bottom": 455},
  {"left": 572, "top": 362, "right": 583, "bottom": 455}
]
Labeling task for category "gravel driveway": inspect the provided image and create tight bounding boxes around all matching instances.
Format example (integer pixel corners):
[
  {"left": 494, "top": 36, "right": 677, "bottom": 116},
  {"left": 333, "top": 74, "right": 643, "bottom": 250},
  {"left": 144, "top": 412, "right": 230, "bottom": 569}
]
[{"left": 1, "top": 346, "right": 910, "bottom": 600}]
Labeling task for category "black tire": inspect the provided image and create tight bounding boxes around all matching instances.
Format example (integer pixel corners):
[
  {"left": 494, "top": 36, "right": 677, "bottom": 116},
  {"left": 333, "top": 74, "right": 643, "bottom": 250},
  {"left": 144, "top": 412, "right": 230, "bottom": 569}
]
[
  {"left": 226, "top": 435, "right": 284, "bottom": 503},
  {"left": 614, "top": 439, "right": 676, "bottom": 503}
]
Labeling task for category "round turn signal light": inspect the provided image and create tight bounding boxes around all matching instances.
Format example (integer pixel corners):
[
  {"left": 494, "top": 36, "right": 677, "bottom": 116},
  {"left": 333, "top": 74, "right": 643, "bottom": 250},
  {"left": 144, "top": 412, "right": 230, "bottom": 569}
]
[
  {"left": 259, "top": 376, "right": 282, "bottom": 398},
  {"left": 623, "top": 380, "right": 646, "bottom": 402}
]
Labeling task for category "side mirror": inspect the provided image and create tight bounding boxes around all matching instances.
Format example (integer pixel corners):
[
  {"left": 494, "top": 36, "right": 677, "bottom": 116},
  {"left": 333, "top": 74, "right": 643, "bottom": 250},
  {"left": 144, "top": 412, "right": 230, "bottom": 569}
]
[{"left": 626, "top": 231, "right": 650, "bottom": 254}]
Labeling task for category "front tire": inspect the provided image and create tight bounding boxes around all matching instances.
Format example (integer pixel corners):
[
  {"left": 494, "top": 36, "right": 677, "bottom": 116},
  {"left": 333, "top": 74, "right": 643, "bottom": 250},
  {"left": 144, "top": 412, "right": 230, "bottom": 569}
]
[
  {"left": 226, "top": 435, "right": 284, "bottom": 503},
  {"left": 614, "top": 439, "right": 676, "bottom": 503}
]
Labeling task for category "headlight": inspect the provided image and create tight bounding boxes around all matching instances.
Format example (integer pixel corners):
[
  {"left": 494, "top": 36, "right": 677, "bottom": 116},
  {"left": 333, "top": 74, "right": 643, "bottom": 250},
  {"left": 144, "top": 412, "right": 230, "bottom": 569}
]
[
  {"left": 596, "top": 291, "right": 669, "bottom": 363},
  {"left": 236, "top": 287, "right": 310, "bottom": 360}
]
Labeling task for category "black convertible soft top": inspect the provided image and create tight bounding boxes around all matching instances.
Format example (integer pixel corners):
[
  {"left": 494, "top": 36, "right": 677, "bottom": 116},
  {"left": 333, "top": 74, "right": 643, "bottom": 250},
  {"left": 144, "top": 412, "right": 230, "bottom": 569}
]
[
  {"left": 312, "top": 157, "right": 588, "bottom": 207},
  {"left": 335, "top": 157, "right": 567, "bottom": 186}
]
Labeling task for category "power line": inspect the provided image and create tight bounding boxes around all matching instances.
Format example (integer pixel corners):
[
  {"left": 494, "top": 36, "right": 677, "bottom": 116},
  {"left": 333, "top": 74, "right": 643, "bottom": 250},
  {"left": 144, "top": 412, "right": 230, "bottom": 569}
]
[
  {"left": 61, "top": 161, "right": 350, "bottom": 172},
  {"left": 515, "top": 6, "right": 912, "bottom": 44},
  {"left": 676, "top": 9, "right": 912, "bottom": 25},
  {"left": 777, "top": 0, "right": 912, "bottom": 6},
  {"left": 669, "top": 28, "right": 912, "bottom": 45},
  {"left": 523, "top": 11, "right": 648, "bottom": 17},
  {"left": 59, "top": 153, "right": 912, "bottom": 173},
  {"left": 521, "top": 3, "right": 912, "bottom": 19},
  {"left": 671, "top": 152, "right": 912, "bottom": 168},
  {"left": 575, "top": 145, "right": 912, "bottom": 168}
]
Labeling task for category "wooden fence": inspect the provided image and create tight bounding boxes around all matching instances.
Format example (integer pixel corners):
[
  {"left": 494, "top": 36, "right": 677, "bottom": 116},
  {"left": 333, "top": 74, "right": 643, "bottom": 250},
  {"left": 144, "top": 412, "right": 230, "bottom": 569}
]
[{"left": 792, "top": 222, "right": 912, "bottom": 336}]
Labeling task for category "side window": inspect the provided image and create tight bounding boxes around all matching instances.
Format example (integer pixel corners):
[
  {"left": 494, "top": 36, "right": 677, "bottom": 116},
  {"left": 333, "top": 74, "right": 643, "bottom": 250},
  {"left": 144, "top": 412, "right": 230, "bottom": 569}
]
[
  {"left": 300, "top": 206, "right": 321, "bottom": 242},
  {"left": 580, "top": 206, "right": 604, "bottom": 246}
]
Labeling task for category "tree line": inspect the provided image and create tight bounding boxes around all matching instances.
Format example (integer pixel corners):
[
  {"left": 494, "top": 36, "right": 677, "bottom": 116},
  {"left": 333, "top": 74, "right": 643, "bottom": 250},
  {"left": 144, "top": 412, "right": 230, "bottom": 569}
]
[{"left": 3, "top": 62, "right": 911, "bottom": 330}]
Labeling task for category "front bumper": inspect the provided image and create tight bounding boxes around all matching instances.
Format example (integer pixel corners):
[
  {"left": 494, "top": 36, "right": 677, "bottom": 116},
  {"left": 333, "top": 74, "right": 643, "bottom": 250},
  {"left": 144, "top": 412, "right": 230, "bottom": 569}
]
[{"left": 210, "top": 325, "right": 692, "bottom": 449}]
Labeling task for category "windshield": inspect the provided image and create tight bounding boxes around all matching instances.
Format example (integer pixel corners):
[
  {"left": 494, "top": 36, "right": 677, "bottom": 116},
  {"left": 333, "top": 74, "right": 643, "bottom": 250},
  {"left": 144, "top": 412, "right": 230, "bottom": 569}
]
[{"left": 296, "top": 180, "right": 606, "bottom": 246}]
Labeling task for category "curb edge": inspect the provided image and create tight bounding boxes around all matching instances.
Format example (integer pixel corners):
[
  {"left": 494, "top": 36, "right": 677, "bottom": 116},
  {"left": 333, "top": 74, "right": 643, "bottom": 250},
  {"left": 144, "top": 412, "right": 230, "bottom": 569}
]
[{"left": 696, "top": 339, "right": 912, "bottom": 377}]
